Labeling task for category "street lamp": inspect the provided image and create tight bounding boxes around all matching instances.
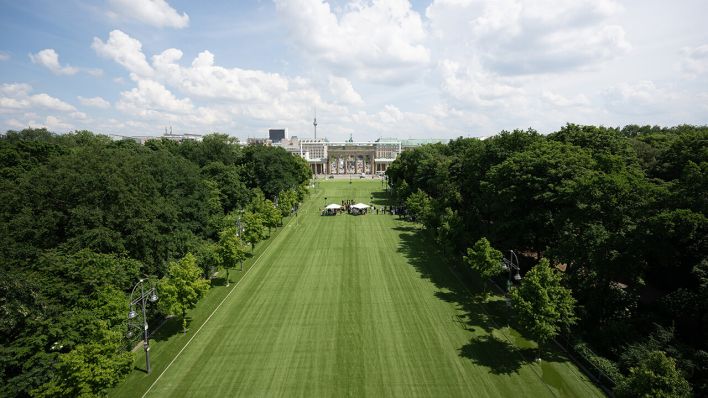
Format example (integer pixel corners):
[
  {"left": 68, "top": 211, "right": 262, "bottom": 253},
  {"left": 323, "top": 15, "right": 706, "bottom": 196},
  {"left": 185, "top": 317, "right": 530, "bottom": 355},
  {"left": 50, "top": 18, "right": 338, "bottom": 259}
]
[
  {"left": 127, "top": 278, "right": 158, "bottom": 374},
  {"left": 501, "top": 250, "right": 521, "bottom": 292}
]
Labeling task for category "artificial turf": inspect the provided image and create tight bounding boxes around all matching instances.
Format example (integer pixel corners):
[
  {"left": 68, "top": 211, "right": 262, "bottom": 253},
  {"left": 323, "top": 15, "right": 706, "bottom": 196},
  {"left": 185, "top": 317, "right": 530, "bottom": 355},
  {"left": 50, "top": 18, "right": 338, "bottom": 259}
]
[{"left": 113, "top": 180, "right": 604, "bottom": 397}]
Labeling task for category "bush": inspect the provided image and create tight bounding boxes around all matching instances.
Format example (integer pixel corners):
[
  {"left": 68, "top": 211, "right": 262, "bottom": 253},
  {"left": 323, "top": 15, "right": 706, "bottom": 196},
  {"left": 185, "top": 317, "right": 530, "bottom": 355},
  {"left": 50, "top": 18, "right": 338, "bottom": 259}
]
[{"left": 573, "top": 341, "right": 622, "bottom": 384}]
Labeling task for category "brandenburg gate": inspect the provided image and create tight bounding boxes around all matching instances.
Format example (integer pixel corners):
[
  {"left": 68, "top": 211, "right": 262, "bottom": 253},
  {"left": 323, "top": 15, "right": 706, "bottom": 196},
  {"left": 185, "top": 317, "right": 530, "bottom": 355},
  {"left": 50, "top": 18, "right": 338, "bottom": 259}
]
[{"left": 327, "top": 144, "right": 376, "bottom": 174}]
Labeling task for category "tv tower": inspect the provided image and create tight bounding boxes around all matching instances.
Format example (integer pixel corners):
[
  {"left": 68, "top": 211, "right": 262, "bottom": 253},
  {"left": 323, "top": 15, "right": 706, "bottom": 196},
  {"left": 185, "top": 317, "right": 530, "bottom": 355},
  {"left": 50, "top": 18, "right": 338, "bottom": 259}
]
[{"left": 313, "top": 107, "right": 318, "bottom": 140}]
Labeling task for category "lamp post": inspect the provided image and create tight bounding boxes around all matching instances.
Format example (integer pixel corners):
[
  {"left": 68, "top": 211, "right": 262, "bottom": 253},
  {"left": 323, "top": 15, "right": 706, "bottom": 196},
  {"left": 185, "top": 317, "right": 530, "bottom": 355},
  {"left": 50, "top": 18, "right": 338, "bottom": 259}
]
[
  {"left": 127, "top": 278, "right": 158, "bottom": 374},
  {"left": 501, "top": 250, "right": 521, "bottom": 292}
]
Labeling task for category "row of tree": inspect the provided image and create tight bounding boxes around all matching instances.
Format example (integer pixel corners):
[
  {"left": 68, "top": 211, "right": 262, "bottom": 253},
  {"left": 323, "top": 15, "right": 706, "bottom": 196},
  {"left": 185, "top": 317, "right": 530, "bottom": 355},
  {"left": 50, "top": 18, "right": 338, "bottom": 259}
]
[
  {"left": 0, "top": 129, "right": 311, "bottom": 397},
  {"left": 388, "top": 124, "right": 706, "bottom": 397}
]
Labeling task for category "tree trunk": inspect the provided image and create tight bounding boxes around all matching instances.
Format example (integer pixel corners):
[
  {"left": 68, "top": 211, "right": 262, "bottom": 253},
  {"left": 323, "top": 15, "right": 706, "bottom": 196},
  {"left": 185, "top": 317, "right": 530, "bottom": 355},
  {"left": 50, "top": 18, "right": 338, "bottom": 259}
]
[{"left": 182, "top": 309, "right": 187, "bottom": 334}]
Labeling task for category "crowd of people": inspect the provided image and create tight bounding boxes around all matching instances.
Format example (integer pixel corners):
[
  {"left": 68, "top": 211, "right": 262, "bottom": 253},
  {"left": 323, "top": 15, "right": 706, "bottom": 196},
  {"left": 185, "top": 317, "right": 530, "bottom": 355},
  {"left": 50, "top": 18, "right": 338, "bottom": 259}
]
[{"left": 319, "top": 201, "right": 406, "bottom": 216}]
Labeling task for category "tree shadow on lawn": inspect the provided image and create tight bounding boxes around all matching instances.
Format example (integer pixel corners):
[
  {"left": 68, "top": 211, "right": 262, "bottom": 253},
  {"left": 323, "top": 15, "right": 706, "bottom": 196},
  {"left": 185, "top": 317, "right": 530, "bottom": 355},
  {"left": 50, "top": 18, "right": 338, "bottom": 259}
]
[
  {"left": 459, "top": 335, "right": 530, "bottom": 375},
  {"left": 147, "top": 315, "right": 192, "bottom": 343},
  {"left": 395, "top": 226, "right": 507, "bottom": 329},
  {"left": 459, "top": 334, "right": 568, "bottom": 375},
  {"left": 370, "top": 190, "right": 391, "bottom": 206},
  {"left": 396, "top": 225, "right": 554, "bottom": 375}
]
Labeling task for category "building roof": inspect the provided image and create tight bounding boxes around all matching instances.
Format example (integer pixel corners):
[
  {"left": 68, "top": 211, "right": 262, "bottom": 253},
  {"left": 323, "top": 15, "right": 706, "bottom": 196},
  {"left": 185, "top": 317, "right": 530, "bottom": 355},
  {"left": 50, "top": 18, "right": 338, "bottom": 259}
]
[{"left": 400, "top": 138, "right": 450, "bottom": 146}]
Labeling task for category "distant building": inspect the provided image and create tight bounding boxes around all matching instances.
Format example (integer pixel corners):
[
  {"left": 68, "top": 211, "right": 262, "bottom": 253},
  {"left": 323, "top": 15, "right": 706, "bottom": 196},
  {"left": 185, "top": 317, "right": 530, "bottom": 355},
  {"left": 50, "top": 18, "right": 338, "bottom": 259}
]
[
  {"left": 400, "top": 138, "right": 449, "bottom": 151},
  {"left": 247, "top": 137, "right": 272, "bottom": 146},
  {"left": 254, "top": 132, "right": 448, "bottom": 175},
  {"left": 268, "top": 128, "right": 288, "bottom": 143},
  {"left": 108, "top": 131, "right": 204, "bottom": 144}
]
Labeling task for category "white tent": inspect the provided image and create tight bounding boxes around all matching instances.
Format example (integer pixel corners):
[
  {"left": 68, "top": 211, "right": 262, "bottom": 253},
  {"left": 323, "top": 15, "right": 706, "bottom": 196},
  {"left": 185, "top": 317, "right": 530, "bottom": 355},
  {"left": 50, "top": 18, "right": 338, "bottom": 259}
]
[
  {"left": 351, "top": 203, "right": 370, "bottom": 209},
  {"left": 325, "top": 203, "right": 342, "bottom": 210}
]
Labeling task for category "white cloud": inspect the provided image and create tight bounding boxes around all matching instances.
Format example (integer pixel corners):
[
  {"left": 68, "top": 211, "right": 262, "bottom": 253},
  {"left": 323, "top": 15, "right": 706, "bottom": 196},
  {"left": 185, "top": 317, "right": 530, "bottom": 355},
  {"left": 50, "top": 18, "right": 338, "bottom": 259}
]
[
  {"left": 328, "top": 76, "right": 363, "bottom": 105},
  {"left": 0, "top": 83, "right": 76, "bottom": 113},
  {"left": 0, "top": 51, "right": 9, "bottom": 61},
  {"left": 29, "top": 93, "right": 76, "bottom": 112},
  {"left": 680, "top": 44, "right": 708, "bottom": 78},
  {"left": 6, "top": 115, "right": 73, "bottom": 132},
  {"left": 108, "top": 0, "right": 189, "bottom": 28},
  {"left": 274, "top": 0, "right": 429, "bottom": 83},
  {"left": 91, "top": 30, "right": 329, "bottom": 132},
  {"left": 438, "top": 59, "right": 524, "bottom": 107},
  {"left": 0, "top": 83, "right": 32, "bottom": 97},
  {"left": 0, "top": 97, "right": 30, "bottom": 111},
  {"left": 117, "top": 78, "right": 193, "bottom": 114},
  {"left": 152, "top": 49, "right": 290, "bottom": 102},
  {"left": 92, "top": 30, "right": 154, "bottom": 77},
  {"left": 426, "top": 0, "right": 630, "bottom": 75},
  {"left": 603, "top": 80, "right": 670, "bottom": 115},
  {"left": 87, "top": 68, "right": 104, "bottom": 77},
  {"left": 70, "top": 111, "right": 88, "bottom": 120},
  {"left": 44, "top": 115, "right": 73, "bottom": 130},
  {"left": 78, "top": 96, "right": 111, "bottom": 109},
  {"left": 542, "top": 91, "right": 590, "bottom": 108},
  {"left": 29, "top": 49, "right": 79, "bottom": 75}
]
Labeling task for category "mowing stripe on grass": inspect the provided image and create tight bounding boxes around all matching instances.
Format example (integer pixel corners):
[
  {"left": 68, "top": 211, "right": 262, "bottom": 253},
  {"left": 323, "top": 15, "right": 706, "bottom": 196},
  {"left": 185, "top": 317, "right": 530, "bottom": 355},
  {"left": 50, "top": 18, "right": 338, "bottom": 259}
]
[
  {"left": 141, "top": 214, "right": 297, "bottom": 398},
  {"left": 130, "top": 181, "right": 603, "bottom": 397}
]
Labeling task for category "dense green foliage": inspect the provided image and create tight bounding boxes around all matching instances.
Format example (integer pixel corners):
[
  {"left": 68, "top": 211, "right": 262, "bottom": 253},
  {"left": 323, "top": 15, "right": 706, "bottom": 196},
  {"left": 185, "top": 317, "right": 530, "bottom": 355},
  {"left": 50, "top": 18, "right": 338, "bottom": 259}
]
[
  {"left": 0, "top": 129, "right": 310, "bottom": 397},
  {"left": 387, "top": 124, "right": 707, "bottom": 394},
  {"left": 615, "top": 351, "right": 692, "bottom": 398},
  {"left": 463, "top": 237, "right": 503, "bottom": 298},
  {"left": 509, "top": 258, "right": 577, "bottom": 354},
  {"left": 158, "top": 254, "right": 210, "bottom": 334}
]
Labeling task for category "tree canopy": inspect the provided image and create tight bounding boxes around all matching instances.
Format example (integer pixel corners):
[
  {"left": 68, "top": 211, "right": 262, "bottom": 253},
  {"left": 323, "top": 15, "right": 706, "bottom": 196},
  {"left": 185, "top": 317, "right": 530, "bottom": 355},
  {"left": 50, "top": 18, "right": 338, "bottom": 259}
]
[
  {"left": 0, "top": 129, "right": 311, "bottom": 397},
  {"left": 387, "top": 123, "right": 707, "bottom": 393}
]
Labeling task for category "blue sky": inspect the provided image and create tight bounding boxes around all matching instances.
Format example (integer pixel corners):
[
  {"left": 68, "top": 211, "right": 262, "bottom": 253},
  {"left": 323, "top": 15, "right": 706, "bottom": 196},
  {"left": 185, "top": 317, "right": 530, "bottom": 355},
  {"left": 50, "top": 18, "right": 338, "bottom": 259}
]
[{"left": 1, "top": 0, "right": 706, "bottom": 141}]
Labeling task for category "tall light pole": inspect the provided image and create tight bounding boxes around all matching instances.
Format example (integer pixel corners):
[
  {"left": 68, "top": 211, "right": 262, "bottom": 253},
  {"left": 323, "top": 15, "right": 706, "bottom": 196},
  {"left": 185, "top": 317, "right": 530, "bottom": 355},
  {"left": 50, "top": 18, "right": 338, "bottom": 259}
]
[
  {"left": 501, "top": 250, "right": 522, "bottom": 292},
  {"left": 127, "top": 278, "right": 158, "bottom": 374}
]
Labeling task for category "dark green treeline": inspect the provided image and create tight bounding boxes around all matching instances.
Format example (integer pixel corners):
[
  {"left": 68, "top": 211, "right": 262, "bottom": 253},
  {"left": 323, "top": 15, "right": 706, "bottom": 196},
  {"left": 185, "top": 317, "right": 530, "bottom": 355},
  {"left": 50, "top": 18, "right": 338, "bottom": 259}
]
[
  {"left": 0, "top": 129, "right": 311, "bottom": 397},
  {"left": 387, "top": 124, "right": 706, "bottom": 396}
]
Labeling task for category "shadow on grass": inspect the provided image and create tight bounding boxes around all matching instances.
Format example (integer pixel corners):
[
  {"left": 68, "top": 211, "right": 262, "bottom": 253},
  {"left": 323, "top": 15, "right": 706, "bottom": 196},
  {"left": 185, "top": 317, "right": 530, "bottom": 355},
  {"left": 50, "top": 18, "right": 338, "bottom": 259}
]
[
  {"left": 146, "top": 315, "right": 192, "bottom": 343},
  {"left": 370, "top": 190, "right": 392, "bottom": 206},
  {"left": 459, "top": 335, "right": 529, "bottom": 375},
  {"left": 395, "top": 224, "right": 548, "bottom": 375}
]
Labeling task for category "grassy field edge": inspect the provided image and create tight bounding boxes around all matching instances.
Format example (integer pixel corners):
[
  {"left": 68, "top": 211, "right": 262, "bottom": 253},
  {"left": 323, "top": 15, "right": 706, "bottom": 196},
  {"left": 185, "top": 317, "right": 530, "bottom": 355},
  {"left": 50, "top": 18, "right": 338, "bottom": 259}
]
[{"left": 108, "top": 207, "right": 303, "bottom": 398}]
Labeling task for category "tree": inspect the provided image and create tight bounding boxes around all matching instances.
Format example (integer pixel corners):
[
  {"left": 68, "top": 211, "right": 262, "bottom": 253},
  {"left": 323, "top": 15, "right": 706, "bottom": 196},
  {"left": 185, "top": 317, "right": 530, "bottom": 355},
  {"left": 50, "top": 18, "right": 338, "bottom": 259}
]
[
  {"left": 34, "top": 326, "right": 133, "bottom": 398},
  {"left": 276, "top": 188, "right": 298, "bottom": 222},
  {"left": 241, "top": 211, "right": 267, "bottom": 251},
  {"left": 615, "top": 351, "right": 691, "bottom": 398},
  {"left": 260, "top": 199, "right": 280, "bottom": 235},
  {"left": 158, "top": 253, "right": 210, "bottom": 333},
  {"left": 218, "top": 228, "right": 247, "bottom": 286},
  {"left": 463, "top": 237, "right": 503, "bottom": 299},
  {"left": 239, "top": 145, "right": 311, "bottom": 198},
  {"left": 405, "top": 189, "right": 433, "bottom": 225},
  {"left": 483, "top": 140, "right": 596, "bottom": 257},
  {"left": 509, "top": 258, "right": 577, "bottom": 358}
]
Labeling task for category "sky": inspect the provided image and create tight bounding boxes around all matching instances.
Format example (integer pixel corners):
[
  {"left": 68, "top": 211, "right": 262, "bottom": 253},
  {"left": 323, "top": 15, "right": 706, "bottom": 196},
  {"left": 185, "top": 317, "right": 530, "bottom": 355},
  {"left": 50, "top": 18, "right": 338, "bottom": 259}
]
[{"left": 0, "top": 0, "right": 706, "bottom": 142}]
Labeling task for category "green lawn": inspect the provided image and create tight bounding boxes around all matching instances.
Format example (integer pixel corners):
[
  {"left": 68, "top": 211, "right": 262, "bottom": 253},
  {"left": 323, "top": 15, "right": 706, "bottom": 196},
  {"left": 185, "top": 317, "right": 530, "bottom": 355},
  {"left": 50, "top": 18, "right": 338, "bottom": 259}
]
[{"left": 112, "top": 180, "right": 604, "bottom": 397}]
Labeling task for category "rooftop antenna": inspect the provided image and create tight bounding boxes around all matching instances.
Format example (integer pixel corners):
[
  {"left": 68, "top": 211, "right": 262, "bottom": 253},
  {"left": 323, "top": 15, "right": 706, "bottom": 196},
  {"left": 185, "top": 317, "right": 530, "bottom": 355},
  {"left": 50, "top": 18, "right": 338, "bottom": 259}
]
[{"left": 313, "top": 107, "right": 318, "bottom": 140}]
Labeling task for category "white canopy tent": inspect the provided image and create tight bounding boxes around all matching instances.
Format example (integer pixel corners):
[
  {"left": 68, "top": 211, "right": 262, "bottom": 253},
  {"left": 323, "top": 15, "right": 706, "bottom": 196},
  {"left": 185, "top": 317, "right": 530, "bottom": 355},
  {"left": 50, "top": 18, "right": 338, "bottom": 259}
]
[
  {"left": 351, "top": 203, "right": 370, "bottom": 209},
  {"left": 325, "top": 203, "right": 342, "bottom": 210}
]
